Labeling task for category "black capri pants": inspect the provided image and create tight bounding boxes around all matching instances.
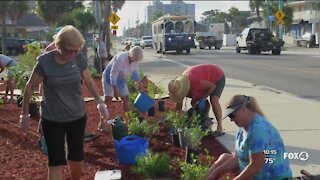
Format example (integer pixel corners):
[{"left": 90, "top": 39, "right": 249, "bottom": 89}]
[{"left": 41, "top": 115, "right": 87, "bottom": 166}]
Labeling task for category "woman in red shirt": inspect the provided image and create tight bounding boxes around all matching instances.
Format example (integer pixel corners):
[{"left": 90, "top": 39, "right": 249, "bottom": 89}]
[{"left": 168, "top": 64, "right": 225, "bottom": 136}]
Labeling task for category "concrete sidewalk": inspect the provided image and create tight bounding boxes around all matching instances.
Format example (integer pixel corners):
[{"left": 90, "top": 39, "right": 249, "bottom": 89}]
[{"left": 148, "top": 75, "right": 320, "bottom": 177}]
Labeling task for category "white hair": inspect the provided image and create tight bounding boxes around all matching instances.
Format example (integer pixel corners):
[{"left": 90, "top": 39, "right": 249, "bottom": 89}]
[{"left": 128, "top": 46, "right": 143, "bottom": 61}]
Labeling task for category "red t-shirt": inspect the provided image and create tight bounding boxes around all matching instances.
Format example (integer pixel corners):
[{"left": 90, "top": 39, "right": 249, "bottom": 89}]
[{"left": 183, "top": 64, "right": 224, "bottom": 103}]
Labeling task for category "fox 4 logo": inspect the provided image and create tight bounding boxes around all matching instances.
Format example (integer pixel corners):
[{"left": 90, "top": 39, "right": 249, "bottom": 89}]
[{"left": 283, "top": 152, "right": 309, "bottom": 161}]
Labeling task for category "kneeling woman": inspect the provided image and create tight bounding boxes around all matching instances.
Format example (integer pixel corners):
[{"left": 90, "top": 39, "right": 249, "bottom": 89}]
[{"left": 208, "top": 95, "right": 292, "bottom": 180}]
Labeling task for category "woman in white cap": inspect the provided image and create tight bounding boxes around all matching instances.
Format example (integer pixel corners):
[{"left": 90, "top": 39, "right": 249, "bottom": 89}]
[
  {"left": 168, "top": 64, "right": 225, "bottom": 137},
  {"left": 208, "top": 95, "right": 292, "bottom": 179},
  {"left": 101, "top": 46, "right": 143, "bottom": 128}
]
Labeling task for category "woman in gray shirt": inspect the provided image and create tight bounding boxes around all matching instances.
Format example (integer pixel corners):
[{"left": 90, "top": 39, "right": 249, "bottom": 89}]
[{"left": 19, "top": 25, "right": 108, "bottom": 180}]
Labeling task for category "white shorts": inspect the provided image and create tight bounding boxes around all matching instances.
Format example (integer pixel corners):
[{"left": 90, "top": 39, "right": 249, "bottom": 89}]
[{"left": 102, "top": 75, "right": 129, "bottom": 97}]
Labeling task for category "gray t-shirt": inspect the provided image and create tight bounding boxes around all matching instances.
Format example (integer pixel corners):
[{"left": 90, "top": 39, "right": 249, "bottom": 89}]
[{"left": 34, "top": 51, "right": 87, "bottom": 122}]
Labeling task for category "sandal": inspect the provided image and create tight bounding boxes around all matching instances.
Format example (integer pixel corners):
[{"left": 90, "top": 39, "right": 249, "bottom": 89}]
[{"left": 210, "top": 131, "right": 225, "bottom": 137}]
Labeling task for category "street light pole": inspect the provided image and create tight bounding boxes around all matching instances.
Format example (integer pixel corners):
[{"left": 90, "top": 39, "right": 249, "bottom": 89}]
[{"left": 278, "top": 0, "right": 284, "bottom": 40}]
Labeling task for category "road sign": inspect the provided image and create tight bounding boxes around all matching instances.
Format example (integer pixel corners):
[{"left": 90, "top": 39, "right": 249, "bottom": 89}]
[
  {"left": 112, "top": 30, "right": 117, "bottom": 36},
  {"left": 111, "top": 26, "right": 118, "bottom": 30},
  {"left": 276, "top": 19, "right": 284, "bottom": 25},
  {"left": 109, "top": 13, "right": 120, "bottom": 25},
  {"left": 268, "top": 15, "right": 275, "bottom": 21},
  {"left": 275, "top": 10, "right": 285, "bottom": 20}
]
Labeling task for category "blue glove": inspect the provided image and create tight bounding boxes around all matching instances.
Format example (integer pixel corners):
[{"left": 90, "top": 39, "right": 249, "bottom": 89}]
[{"left": 197, "top": 98, "right": 207, "bottom": 111}]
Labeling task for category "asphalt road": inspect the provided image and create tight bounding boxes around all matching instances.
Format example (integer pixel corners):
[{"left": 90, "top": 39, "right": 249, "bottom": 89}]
[{"left": 139, "top": 46, "right": 320, "bottom": 102}]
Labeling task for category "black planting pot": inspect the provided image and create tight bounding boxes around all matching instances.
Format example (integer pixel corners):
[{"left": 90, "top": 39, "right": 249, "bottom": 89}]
[
  {"left": 17, "top": 95, "right": 23, "bottom": 107},
  {"left": 170, "top": 131, "right": 180, "bottom": 147},
  {"left": 185, "top": 147, "right": 199, "bottom": 163},
  {"left": 148, "top": 106, "right": 155, "bottom": 116},
  {"left": 29, "top": 102, "right": 38, "bottom": 118},
  {"left": 158, "top": 100, "right": 165, "bottom": 111}
]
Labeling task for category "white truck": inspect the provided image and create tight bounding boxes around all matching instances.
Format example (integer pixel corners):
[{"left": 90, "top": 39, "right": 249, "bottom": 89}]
[{"left": 194, "top": 31, "right": 223, "bottom": 49}]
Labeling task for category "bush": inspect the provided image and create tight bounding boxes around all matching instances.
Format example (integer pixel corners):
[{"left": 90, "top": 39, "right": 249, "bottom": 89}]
[{"left": 131, "top": 151, "right": 172, "bottom": 179}]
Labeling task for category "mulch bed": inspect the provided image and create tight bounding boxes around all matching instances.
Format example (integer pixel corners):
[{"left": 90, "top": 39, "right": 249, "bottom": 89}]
[{"left": 0, "top": 78, "right": 239, "bottom": 179}]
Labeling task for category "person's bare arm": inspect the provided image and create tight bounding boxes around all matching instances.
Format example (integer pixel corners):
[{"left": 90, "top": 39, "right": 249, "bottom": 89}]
[
  {"left": 234, "top": 152, "right": 265, "bottom": 180},
  {"left": 0, "top": 62, "right": 5, "bottom": 73},
  {"left": 21, "top": 73, "right": 43, "bottom": 115}
]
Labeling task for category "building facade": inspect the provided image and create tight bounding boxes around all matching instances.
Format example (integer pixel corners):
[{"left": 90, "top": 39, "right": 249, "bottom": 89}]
[
  {"left": 147, "top": 0, "right": 195, "bottom": 23},
  {"left": 288, "top": 1, "right": 320, "bottom": 38}
]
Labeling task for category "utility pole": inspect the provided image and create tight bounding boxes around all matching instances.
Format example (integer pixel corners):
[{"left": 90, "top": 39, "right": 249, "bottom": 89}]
[
  {"left": 278, "top": 0, "right": 284, "bottom": 40},
  {"left": 266, "top": 0, "right": 269, "bottom": 29}
]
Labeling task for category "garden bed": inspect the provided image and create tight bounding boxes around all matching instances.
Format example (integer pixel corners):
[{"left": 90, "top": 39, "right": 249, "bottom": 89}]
[{"left": 0, "top": 78, "right": 239, "bottom": 179}]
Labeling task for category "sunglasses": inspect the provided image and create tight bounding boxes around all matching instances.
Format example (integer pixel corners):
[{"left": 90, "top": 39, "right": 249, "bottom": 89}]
[
  {"left": 228, "top": 108, "right": 239, "bottom": 119},
  {"left": 63, "top": 46, "right": 80, "bottom": 55}
]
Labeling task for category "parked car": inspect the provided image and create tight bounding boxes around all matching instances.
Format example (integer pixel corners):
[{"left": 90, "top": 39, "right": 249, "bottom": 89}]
[
  {"left": 0, "top": 38, "right": 29, "bottom": 55},
  {"left": 131, "top": 38, "right": 140, "bottom": 46},
  {"left": 140, "top": 36, "right": 153, "bottom": 49}
]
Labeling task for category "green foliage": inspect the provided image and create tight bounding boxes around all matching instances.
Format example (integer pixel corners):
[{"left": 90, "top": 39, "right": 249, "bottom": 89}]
[
  {"left": 146, "top": 81, "right": 155, "bottom": 99},
  {"left": 60, "top": 7, "right": 96, "bottom": 35},
  {"left": 128, "top": 118, "right": 159, "bottom": 138},
  {"left": 166, "top": 111, "right": 188, "bottom": 130},
  {"left": 10, "top": 52, "right": 38, "bottom": 102},
  {"left": 36, "top": 0, "right": 83, "bottom": 26},
  {"left": 0, "top": 97, "right": 4, "bottom": 104},
  {"left": 184, "top": 125, "right": 209, "bottom": 150},
  {"left": 131, "top": 151, "right": 172, "bottom": 179},
  {"left": 89, "top": 67, "right": 99, "bottom": 78},
  {"left": 179, "top": 151, "right": 213, "bottom": 180}
]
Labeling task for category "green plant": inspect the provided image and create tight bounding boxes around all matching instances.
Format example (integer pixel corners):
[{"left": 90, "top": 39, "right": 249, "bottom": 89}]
[
  {"left": 166, "top": 111, "right": 188, "bottom": 130},
  {"left": 128, "top": 117, "right": 159, "bottom": 137},
  {"left": 155, "top": 82, "right": 166, "bottom": 99},
  {"left": 131, "top": 150, "right": 172, "bottom": 179},
  {"left": 179, "top": 151, "right": 212, "bottom": 180},
  {"left": 10, "top": 53, "right": 38, "bottom": 102},
  {"left": 89, "top": 67, "right": 99, "bottom": 78},
  {"left": 184, "top": 125, "right": 209, "bottom": 150},
  {"left": 146, "top": 81, "right": 155, "bottom": 99}
]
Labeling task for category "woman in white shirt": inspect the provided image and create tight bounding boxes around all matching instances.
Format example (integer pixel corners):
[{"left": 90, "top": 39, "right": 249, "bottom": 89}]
[{"left": 102, "top": 46, "right": 143, "bottom": 114}]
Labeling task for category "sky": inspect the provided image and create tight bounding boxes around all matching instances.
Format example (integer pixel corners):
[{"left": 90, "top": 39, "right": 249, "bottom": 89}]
[{"left": 116, "top": 1, "right": 250, "bottom": 36}]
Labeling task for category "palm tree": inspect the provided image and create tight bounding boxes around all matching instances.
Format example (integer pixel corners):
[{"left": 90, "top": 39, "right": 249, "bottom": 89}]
[
  {"left": 99, "top": 0, "right": 125, "bottom": 59},
  {"left": 249, "top": 0, "right": 264, "bottom": 25},
  {"left": 0, "top": 1, "right": 28, "bottom": 55}
]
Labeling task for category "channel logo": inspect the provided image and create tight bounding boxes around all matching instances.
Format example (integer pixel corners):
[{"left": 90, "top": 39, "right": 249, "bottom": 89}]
[{"left": 283, "top": 152, "right": 309, "bottom": 161}]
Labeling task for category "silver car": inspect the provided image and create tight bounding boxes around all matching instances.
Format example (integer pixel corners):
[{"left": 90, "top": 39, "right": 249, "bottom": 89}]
[{"left": 140, "top": 36, "right": 153, "bottom": 49}]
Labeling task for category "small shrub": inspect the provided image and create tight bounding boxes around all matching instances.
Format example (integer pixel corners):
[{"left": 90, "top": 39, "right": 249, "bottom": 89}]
[
  {"left": 131, "top": 151, "right": 172, "bottom": 179},
  {"left": 128, "top": 118, "right": 159, "bottom": 138}
]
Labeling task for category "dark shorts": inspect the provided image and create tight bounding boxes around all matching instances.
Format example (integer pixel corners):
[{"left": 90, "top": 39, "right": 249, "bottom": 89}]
[
  {"left": 41, "top": 115, "right": 87, "bottom": 166},
  {"left": 211, "top": 74, "right": 225, "bottom": 97}
]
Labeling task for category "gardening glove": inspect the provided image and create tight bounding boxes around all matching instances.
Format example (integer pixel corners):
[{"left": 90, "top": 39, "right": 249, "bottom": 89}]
[
  {"left": 19, "top": 114, "right": 31, "bottom": 130},
  {"left": 97, "top": 103, "right": 109, "bottom": 120}
]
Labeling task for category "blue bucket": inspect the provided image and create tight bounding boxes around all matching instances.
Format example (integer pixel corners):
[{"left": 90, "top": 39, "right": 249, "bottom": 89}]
[
  {"left": 113, "top": 135, "right": 149, "bottom": 164},
  {"left": 133, "top": 92, "right": 155, "bottom": 112}
]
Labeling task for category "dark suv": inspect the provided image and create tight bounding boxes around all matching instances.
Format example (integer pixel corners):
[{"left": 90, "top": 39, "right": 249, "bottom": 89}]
[{"left": 0, "top": 38, "right": 29, "bottom": 55}]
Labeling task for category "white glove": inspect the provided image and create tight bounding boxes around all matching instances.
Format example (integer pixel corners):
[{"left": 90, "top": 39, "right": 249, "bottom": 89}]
[
  {"left": 19, "top": 114, "right": 31, "bottom": 130},
  {"left": 97, "top": 103, "right": 109, "bottom": 120}
]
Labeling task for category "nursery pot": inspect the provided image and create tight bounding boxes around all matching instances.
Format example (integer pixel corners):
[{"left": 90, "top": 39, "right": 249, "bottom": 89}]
[
  {"left": 148, "top": 106, "right": 155, "bottom": 116},
  {"left": 17, "top": 95, "right": 23, "bottom": 107},
  {"left": 178, "top": 128, "right": 188, "bottom": 148},
  {"left": 133, "top": 91, "right": 155, "bottom": 113},
  {"left": 111, "top": 116, "right": 127, "bottom": 141},
  {"left": 185, "top": 147, "right": 199, "bottom": 163},
  {"left": 170, "top": 130, "right": 180, "bottom": 147},
  {"left": 158, "top": 100, "right": 165, "bottom": 111},
  {"left": 29, "top": 102, "right": 38, "bottom": 118}
]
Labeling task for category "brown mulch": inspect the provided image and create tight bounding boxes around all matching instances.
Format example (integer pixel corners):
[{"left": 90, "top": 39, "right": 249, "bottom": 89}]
[{"left": 0, "top": 78, "right": 239, "bottom": 179}]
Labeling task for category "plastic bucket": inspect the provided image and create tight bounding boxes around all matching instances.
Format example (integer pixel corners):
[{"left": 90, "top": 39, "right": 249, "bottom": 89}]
[
  {"left": 113, "top": 135, "right": 149, "bottom": 164},
  {"left": 133, "top": 92, "right": 155, "bottom": 112}
]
